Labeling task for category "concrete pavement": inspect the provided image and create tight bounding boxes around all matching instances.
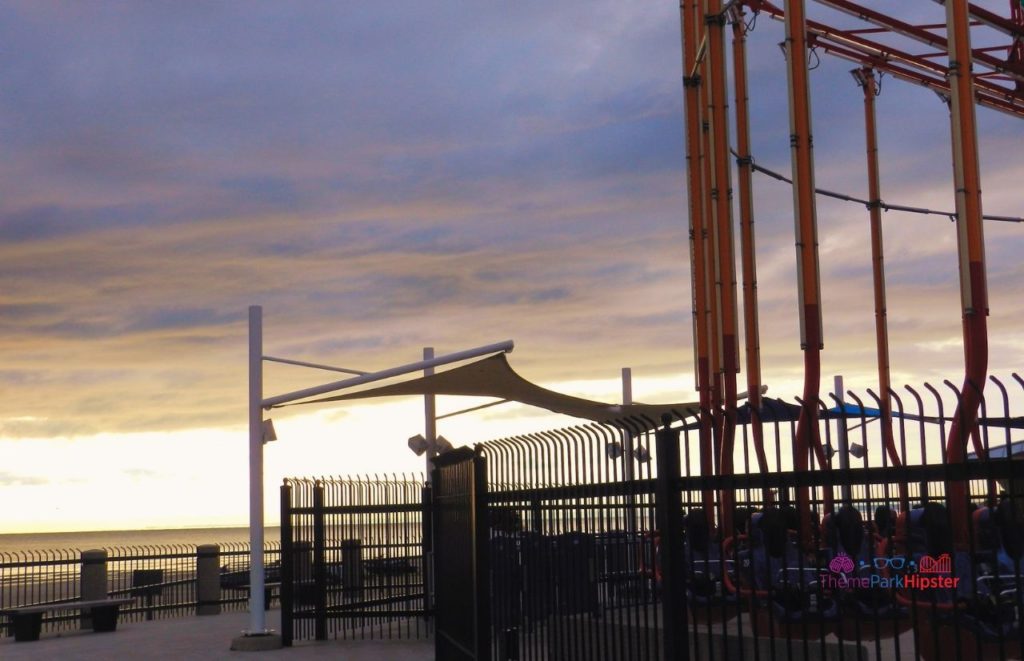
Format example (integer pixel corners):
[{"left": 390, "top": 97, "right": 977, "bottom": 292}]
[{"left": 0, "top": 609, "right": 434, "bottom": 660}]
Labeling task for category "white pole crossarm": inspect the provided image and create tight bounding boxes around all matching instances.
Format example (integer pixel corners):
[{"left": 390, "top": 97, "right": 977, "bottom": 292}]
[
  {"left": 263, "top": 355, "right": 369, "bottom": 376},
  {"left": 262, "top": 340, "right": 515, "bottom": 409},
  {"left": 435, "top": 398, "right": 512, "bottom": 421}
]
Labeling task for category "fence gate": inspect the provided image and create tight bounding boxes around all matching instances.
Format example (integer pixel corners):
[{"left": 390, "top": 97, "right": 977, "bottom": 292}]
[
  {"left": 279, "top": 475, "right": 431, "bottom": 645},
  {"left": 432, "top": 447, "right": 491, "bottom": 661}
]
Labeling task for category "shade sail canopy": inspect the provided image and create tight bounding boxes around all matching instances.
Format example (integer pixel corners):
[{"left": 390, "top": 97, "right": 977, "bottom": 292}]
[{"left": 274, "top": 352, "right": 701, "bottom": 429}]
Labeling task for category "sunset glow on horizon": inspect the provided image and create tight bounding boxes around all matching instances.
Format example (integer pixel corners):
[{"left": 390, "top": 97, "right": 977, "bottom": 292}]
[{"left": 1, "top": 1, "right": 1021, "bottom": 534}]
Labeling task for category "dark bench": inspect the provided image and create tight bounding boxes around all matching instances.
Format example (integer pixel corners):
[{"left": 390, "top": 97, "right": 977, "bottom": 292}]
[{"left": 1, "top": 597, "right": 134, "bottom": 642}]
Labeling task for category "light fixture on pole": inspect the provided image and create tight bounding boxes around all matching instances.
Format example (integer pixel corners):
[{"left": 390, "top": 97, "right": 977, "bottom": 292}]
[
  {"left": 435, "top": 435, "right": 454, "bottom": 455},
  {"left": 408, "top": 434, "right": 430, "bottom": 456},
  {"left": 408, "top": 433, "right": 454, "bottom": 457},
  {"left": 822, "top": 443, "right": 837, "bottom": 461},
  {"left": 262, "top": 419, "right": 277, "bottom": 444},
  {"left": 605, "top": 441, "right": 623, "bottom": 460},
  {"left": 634, "top": 445, "right": 651, "bottom": 464},
  {"left": 848, "top": 442, "right": 867, "bottom": 459}
]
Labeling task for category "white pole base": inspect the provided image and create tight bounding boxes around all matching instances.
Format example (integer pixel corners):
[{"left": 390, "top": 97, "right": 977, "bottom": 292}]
[{"left": 230, "top": 631, "right": 283, "bottom": 651}]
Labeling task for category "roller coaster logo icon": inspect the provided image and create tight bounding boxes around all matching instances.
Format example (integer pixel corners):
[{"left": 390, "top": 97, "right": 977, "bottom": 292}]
[{"left": 917, "top": 553, "right": 952, "bottom": 574}]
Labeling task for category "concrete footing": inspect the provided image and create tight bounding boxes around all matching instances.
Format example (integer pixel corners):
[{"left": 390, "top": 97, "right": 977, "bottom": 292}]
[{"left": 229, "top": 631, "right": 283, "bottom": 651}]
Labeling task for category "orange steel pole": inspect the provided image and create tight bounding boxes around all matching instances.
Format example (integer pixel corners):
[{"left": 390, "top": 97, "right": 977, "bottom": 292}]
[
  {"left": 854, "top": 66, "right": 910, "bottom": 513},
  {"left": 699, "top": 18, "right": 725, "bottom": 525},
  {"left": 944, "top": 0, "right": 989, "bottom": 549},
  {"left": 706, "top": 0, "right": 740, "bottom": 537},
  {"left": 783, "top": 0, "right": 832, "bottom": 542},
  {"left": 680, "top": 0, "right": 716, "bottom": 522},
  {"left": 730, "top": 6, "right": 772, "bottom": 505}
]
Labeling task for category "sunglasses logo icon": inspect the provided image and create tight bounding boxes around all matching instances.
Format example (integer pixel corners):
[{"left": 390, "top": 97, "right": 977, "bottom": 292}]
[{"left": 858, "top": 556, "right": 907, "bottom": 571}]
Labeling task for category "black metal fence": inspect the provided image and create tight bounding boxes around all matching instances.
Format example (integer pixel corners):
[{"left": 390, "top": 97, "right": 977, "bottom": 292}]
[
  {"left": 217, "top": 541, "right": 282, "bottom": 612},
  {"left": 472, "top": 374, "right": 1024, "bottom": 660},
  {"left": 271, "top": 374, "right": 1023, "bottom": 659},
  {"left": 672, "top": 459, "right": 1024, "bottom": 661},
  {"left": 280, "top": 475, "right": 431, "bottom": 645},
  {"left": 0, "top": 549, "right": 81, "bottom": 636},
  {"left": 432, "top": 447, "right": 491, "bottom": 661},
  {"left": 481, "top": 425, "right": 661, "bottom": 661},
  {"left": 1, "top": 542, "right": 281, "bottom": 637}
]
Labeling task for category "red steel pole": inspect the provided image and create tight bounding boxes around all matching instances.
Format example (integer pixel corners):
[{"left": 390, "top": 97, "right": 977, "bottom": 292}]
[
  {"left": 680, "top": 0, "right": 717, "bottom": 522},
  {"left": 699, "top": 19, "right": 725, "bottom": 527},
  {"left": 784, "top": 0, "right": 832, "bottom": 543},
  {"left": 854, "top": 66, "right": 910, "bottom": 512},
  {"left": 706, "top": 0, "right": 741, "bottom": 536},
  {"left": 944, "top": 0, "right": 990, "bottom": 549},
  {"left": 730, "top": 6, "right": 772, "bottom": 504}
]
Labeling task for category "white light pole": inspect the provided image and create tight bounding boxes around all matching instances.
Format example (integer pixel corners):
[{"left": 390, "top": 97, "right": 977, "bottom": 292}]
[
  {"left": 424, "top": 347, "right": 436, "bottom": 484},
  {"left": 835, "top": 374, "right": 851, "bottom": 503},
  {"left": 240, "top": 318, "right": 512, "bottom": 647},
  {"left": 248, "top": 306, "right": 266, "bottom": 631},
  {"left": 621, "top": 367, "right": 635, "bottom": 481},
  {"left": 231, "top": 305, "right": 281, "bottom": 650},
  {"left": 622, "top": 367, "right": 637, "bottom": 539},
  {"left": 422, "top": 346, "right": 437, "bottom": 619}
]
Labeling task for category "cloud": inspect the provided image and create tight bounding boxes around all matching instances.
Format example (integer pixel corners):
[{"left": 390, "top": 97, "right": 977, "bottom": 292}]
[
  {"left": 0, "top": 0, "right": 1020, "bottom": 445},
  {"left": 0, "top": 471, "right": 49, "bottom": 487},
  {"left": 123, "top": 468, "right": 160, "bottom": 480}
]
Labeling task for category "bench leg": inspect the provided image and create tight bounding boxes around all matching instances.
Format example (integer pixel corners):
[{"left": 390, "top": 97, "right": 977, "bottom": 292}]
[
  {"left": 90, "top": 605, "right": 120, "bottom": 633},
  {"left": 12, "top": 612, "right": 43, "bottom": 642}
]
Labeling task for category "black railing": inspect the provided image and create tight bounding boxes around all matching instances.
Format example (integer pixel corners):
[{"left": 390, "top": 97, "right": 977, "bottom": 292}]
[
  {"left": 0, "top": 542, "right": 281, "bottom": 638},
  {"left": 433, "top": 447, "right": 490, "bottom": 661},
  {"left": 473, "top": 374, "right": 1024, "bottom": 660},
  {"left": 0, "top": 549, "right": 81, "bottom": 636},
  {"left": 270, "top": 373, "right": 1023, "bottom": 659},
  {"left": 280, "top": 475, "right": 431, "bottom": 645}
]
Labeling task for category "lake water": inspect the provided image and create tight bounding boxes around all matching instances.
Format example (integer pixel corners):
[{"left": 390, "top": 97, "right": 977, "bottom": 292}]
[{"left": 0, "top": 527, "right": 282, "bottom": 556}]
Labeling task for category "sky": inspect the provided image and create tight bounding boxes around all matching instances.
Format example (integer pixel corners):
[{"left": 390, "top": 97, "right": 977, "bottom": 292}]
[{"left": 0, "top": 1, "right": 1021, "bottom": 534}]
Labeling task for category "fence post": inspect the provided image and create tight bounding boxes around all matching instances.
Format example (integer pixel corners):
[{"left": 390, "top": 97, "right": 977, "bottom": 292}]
[
  {"left": 280, "top": 481, "right": 294, "bottom": 646},
  {"left": 654, "top": 416, "right": 689, "bottom": 660},
  {"left": 530, "top": 496, "right": 542, "bottom": 535},
  {"left": 422, "top": 484, "right": 433, "bottom": 616},
  {"left": 80, "top": 549, "right": 108, "bottom": 630},
  {"left": 313, "top": 481, "right": 327, "bottom": 641},
  {"left": 340, "top": 539, "right": 363, "bottom": 602},
  {"left": 196, "top": 544, "right": 221, "bottom": 616}
]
